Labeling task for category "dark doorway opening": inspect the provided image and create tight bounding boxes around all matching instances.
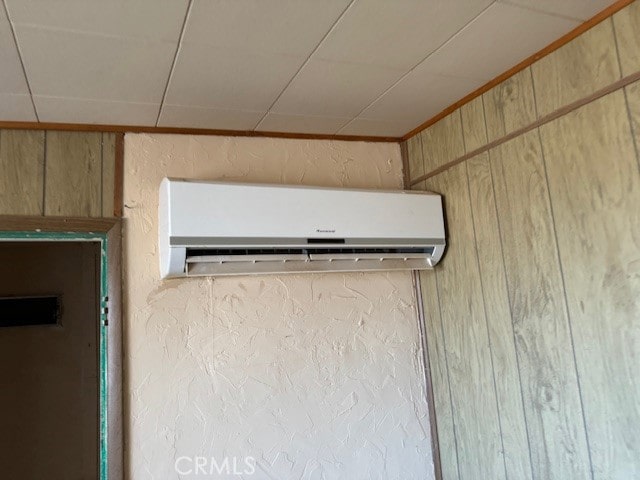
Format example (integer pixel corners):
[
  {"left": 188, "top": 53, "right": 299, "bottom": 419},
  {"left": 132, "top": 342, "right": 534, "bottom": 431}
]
[{"left": 0, "top": 241, "right": 100, "bottom": 479}]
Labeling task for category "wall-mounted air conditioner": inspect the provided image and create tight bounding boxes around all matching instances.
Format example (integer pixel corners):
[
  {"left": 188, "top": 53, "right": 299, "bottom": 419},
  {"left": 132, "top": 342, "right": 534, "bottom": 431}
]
[{"left": 159, "top": 178, "right": 445, "bottom": 278}]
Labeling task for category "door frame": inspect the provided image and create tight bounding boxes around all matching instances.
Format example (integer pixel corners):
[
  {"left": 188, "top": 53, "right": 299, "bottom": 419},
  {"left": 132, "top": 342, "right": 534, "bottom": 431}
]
[{"left": 0, "top": 216, "right": 122, "bottom": 480}]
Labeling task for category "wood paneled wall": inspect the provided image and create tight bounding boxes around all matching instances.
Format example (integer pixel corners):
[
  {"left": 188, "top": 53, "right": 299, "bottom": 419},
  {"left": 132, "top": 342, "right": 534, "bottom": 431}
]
[
  {"left": 407, "top": 3, "right": 640, "bottom": 479},
  {"left": 0, "top": 130, "right": 118, "bottom": 217}
]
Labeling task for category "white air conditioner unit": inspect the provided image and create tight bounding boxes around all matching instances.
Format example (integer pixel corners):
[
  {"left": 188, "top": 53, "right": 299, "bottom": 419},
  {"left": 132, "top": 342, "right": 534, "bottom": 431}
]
[{"left": 159, "top": 178, "right": 445, "bottom": 278}]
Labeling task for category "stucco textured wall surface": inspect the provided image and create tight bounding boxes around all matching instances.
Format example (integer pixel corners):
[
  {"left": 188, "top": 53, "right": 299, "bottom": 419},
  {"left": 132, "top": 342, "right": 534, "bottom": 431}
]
[{"left": 123, "top": 134, "right": 434, "bottom": 480}]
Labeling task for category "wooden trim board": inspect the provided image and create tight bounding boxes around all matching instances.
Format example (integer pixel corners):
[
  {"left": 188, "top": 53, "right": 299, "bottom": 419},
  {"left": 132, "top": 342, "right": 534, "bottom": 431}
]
[
  {"left": 0, "top": 120, "right": 400, "bottom": 143},
  {"left": 0, "top": 215, "right": 118, "bottom": 232}
]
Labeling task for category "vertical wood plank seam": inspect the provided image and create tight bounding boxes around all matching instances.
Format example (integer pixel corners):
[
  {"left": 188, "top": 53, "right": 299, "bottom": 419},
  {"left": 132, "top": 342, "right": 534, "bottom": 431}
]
[
  {"left": 416, "top": 127, "right": 425, "bottom": 182},
  {"left": 534, "top": 113, "right": 595, "bottom": 479},
  {"left": 482, "top": 95, "right": 537, "bottom": 480},
  {"left": 100, "top": 133, "right": 104, "bottom": 217},
  {"left": 610, "top": 16, "right": 625, "bottom": 79},
  {"left": 611, "top": 17, "right": 640, "bottom": 173},
  {"left": 528, "top": 67, "right": 541, "bottom": 125},
  {"left": 400, "top": 141, "right": 411, "bottom": 189},
  {"left": 412, "top": 271, "right": 444, "bottom": 480},
  {"left": 460, "top": 112, "right": 509, "bottom": 479},
  {"left": 42, "top": 131, "right": 47, "bottom": 216},
  {"left": 622, "top": 85, "right": 640, "bottom": 173},
  {"left": 433, "top": 267, "right": 463, "bottom": 480},
  {"left": 114, "top": 133, "right": 124, "bottom": 217}
]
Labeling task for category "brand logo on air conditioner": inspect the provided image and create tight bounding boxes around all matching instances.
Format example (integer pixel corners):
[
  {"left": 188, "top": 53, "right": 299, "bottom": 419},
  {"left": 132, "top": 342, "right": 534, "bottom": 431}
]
[{"left": 316, "top": 228, "right": 335, "bottom": 233}]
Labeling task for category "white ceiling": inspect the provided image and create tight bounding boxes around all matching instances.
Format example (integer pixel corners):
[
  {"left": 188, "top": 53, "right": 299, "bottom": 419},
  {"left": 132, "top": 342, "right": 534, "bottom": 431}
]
[{"left": 0, "top": 0, "right": 613, "bottom": 137}]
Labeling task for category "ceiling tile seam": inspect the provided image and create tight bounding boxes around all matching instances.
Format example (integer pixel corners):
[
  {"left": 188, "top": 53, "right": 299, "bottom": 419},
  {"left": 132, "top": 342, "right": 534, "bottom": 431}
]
[
  {"left": 253, "top": 0, "right": 358, "bottom": 133},
  {"left": 335, "top": 0, "right": 498, "bottom": 134},
  {"left": 497, "top": 0, "right": 584, "bottom": 22},
  {"left": 155, "top": 0, "right": 194, "bottom": 127},
  {"left": 6, "top": 21, "right": 180, "bottom": 44},
  {"left": 31, "top": 91, "right": 161, "bottom": 105},
  {"left": 2, "top": 0, "right": 39, "bottom": 121}
]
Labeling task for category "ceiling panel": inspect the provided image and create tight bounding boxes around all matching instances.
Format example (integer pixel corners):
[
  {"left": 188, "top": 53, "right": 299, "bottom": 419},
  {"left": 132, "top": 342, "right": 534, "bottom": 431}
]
[
  {"left": 0, "top": 94, "right": 36, "bottom": 121},
  {"left": 4, "top": 0, "right": 189, "bottom": 42},
  {"left": 184, "top": 0, "right": 351, "bottom": 55},
  {"left": 0, "top": 5, "right": 29, "bottom": 95},
  {"left": 315, "top": 0, "right": 492, "bottom": 69},
  {"left": 159, "top": 105, "right": 264, "bottom": 130},
  {"left": 34, "top": 96, "right": 159, "bottom": 125},
  {"left": 419, "top": 3, "right": 579, "bottom": 81},
  {"left": 0, "top": 0, "right": 619, "bottom": 137},
  {"left": 15, "top": 26, "right": 177, "bottom": 103},
  {"left": 165, "top": 45, "right": 303, "bottom": 111},
  {"left": 271, "top": 58, "right": 404, "bottom": 117},
  {"left": 359, "top": 67, "right": 479, "bottom": 123},
  {"left": 498, "top": 0, "right": 613, "bottom": 21},
  {"left": 257, "top": 112, "right": 351, "bottom": 135},
  {"left": 165, "top": 0, "right": 352, "bottom": 113}
]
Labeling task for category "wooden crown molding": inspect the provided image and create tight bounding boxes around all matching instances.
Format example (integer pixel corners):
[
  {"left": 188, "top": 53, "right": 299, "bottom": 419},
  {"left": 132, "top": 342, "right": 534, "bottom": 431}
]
[{"left": 0, "top": 120, "right": 400, "bottom": 143}]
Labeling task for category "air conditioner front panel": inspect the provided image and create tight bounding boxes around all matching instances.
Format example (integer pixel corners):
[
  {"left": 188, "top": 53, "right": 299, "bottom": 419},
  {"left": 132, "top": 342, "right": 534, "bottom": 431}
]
[{"left": 164, "top": 179, "right": 444, "bottom": 241}]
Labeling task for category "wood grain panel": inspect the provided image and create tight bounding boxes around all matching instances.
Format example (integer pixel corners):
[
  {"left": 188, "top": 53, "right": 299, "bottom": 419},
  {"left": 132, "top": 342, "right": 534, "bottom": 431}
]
[
  {"left": 45, "top": 131, "right": 102, "bottom": 217},
  {"left": 540, "top": 91, "right": 640, "bottom": 479},
  {"left": 627, "top": 81, "right": 640, "bottom": 168},
  {"left": 490, "top": 131, "right": 592, "bottom": 480},
  {"left": 421, "top": 112, "right": 465, "bottom": 174},
  {"left": 411, "top": 180, "right": 460, "bottom": 480},
  {"left": 425, "top": 166, "right": 505, "bottom": 480},
  {"left": 483, "top": 68, "right": 537, "bottom": 143},
  {"left": 101, "top": 132, "right": 116, "bottom": 217},
  {"left": 406, "top": 134, "right": 425, "bottom": 182},
  {"left": 0, "top": 130, "right": 45, "bottom": 215},
  {"left": 466, "top": 153, "right": 533, "bottom": 480},
  {"left": 613, "top": 1, "right": 640, "bottom": 76},
  {"left": 418, "top": 266, "right": 460, "bottom": 480},
  {"left": 460, "top": 97, "right": 487, "bottom": 153},
  {"left": 532, "top": 19, "right": 620, "bottom": 117}
]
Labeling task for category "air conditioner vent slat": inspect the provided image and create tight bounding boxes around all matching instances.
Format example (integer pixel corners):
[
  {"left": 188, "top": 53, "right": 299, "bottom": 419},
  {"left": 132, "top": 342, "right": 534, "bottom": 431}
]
[
  {"left": 187, "top": 254, "right": 308, "bottom": 263},
  {"left": 186, "top": 258, "right": 435, "bottom": 276}
]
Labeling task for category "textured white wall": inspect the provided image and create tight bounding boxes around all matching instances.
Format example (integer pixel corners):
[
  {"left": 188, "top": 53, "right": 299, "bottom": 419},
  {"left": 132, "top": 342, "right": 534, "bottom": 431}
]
[{"left": 123, "top": 134, "right": 434, "bottom": 480}]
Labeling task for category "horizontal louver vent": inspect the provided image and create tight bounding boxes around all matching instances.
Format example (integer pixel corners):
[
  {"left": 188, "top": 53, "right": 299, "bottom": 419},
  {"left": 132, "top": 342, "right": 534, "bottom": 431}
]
[
  {"left": 187, "top": 247, "right": 434, "bottom": 261},
  {"left": 183, "top": 246, "right": 436, "bottom": 276}
]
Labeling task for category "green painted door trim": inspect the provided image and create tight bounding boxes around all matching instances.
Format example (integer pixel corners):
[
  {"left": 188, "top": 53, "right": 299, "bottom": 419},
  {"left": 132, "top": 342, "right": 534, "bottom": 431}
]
[{"left": 0, "top": 231, "right": 109, "bottom": 480}]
